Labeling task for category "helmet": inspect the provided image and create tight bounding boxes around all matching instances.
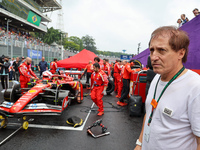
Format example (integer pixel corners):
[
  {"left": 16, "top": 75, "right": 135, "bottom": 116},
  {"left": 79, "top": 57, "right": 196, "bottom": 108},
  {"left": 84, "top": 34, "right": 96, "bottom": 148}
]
[{"left": 42, "top": 71, "right": 52, "bottom": 80}]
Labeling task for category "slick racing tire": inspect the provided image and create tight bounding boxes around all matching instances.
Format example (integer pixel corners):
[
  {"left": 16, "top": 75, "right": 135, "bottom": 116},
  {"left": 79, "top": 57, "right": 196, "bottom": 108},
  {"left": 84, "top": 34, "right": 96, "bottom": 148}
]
[{"left": 106, "top": 79, "right": 115, "bottom": 95}]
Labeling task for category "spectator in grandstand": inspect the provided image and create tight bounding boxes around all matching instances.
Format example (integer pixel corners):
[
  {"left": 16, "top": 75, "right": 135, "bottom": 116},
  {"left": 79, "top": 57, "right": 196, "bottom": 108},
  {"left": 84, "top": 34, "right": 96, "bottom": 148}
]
[
  {"left": 134, "top": 26, "right": 200, "bottom": 150},
  {"left": 38, "top": 57, "right": 48, "bottom": 77},
  {"left": 0, "top": 56, "right": 10, "bottom": 93},
  {"left": 193, "top": 8, "right": 200, "bottom": 17},
  {"left": 181, "top": 14, "right": 188, "bottom": 25},
  {"left": 177, "top": 18, "right": 182, "bottom": 27},
  {"left": 12, "top": 57, "right": 20, "bottom": 81}
]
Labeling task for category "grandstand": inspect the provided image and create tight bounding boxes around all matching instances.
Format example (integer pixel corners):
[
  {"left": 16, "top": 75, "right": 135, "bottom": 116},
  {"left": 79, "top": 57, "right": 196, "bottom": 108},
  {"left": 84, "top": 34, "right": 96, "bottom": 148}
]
[{"left": 0, "top": 0, "right": 62, "bottom": 64}]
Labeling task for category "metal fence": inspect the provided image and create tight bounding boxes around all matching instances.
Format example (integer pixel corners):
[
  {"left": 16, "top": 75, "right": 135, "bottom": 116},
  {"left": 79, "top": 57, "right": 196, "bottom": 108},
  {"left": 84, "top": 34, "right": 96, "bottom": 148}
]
[{"left": 0, "top": 37, "right": 61, "bottom": 65}]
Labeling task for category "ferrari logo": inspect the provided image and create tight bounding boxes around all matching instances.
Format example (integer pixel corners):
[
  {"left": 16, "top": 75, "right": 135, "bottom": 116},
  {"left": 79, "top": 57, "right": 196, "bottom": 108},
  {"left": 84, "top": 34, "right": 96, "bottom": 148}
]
[{"left": 32, "top": 15, "right": 37, "bottom": 23}]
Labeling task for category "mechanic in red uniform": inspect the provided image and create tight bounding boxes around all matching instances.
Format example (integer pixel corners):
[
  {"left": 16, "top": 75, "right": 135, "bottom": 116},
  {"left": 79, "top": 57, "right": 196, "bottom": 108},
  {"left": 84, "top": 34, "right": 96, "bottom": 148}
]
[
  {"left": 91, "top": 63, "right": 108, "bottom": 116},
  {"left": 50, "top": 58, "right": 57, "bottom": 74},
  {"left": 19, "top": 57, "right": 38, "bottom": 89},
  {"left": 94, "top": 57, "right": 100, "bottom": 63},
  {"left": 113, "top": 60, "right": 121, "bottom": 93},
  {"left": 117, "top": 60, "right": 140, "bottom": 106},
  {"left": 84, "top": 60, "right": 93, "bottom": 89},
  {"left": 101, "top": 58, "right": 111, "bottom": 77},
  {"left": 116, "top": 60, "right": 125, "bottom": 98}
]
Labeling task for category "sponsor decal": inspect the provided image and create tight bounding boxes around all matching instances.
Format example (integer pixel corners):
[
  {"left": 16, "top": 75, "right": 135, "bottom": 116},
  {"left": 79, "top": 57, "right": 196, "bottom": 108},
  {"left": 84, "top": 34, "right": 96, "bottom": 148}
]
[
  {"left": 62, "top": 97, "right": 68, "bottom": 110},
  {"left": 35, "top": 85, "right": 45, "bottom": 88},
  {"left": 30, "top": 104, "right": 37, "bottom": 109},
  {"left": 29, "top": 90, "right": 37, "bottom": 93}
]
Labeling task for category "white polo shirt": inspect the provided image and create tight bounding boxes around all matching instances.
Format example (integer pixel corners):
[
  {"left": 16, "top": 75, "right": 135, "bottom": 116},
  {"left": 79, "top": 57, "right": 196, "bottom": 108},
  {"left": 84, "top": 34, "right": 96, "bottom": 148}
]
[{"left": 142, "top": 70, "right": 200, "bottom": 150}]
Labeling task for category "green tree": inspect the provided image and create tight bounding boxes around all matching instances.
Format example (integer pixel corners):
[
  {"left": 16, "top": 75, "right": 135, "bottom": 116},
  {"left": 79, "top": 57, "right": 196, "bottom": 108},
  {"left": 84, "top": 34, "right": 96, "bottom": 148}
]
[
  {"left": 64, "top": 40, "right": 80, "bottom": 51},
  {"left": 81, "top": 35, "right": 97, "bottom": 53},
  {"left": 35, "top": 27, "right": 61, "bottom": 45},
  {"left": 68, "top": 36, "right": 84, "bottom": 51}
]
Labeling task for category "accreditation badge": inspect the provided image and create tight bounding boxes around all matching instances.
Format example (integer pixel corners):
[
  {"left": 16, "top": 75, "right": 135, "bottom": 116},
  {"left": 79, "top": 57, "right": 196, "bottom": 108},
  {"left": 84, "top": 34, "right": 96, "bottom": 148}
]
[{"left": 144, "top": 125, "right": 151, "bottom": 143}]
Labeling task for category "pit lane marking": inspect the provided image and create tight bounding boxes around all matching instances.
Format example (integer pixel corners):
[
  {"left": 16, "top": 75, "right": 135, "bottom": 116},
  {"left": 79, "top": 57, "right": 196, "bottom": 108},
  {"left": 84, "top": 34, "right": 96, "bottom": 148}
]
[{"left": 8, "top": 103, "right": 95, "bottom": 131}]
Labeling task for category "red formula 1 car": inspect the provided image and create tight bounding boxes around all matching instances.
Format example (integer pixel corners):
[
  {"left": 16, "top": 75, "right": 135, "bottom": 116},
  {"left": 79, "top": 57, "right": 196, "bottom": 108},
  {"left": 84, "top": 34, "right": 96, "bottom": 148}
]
[{"left": 0, "top": 71, "right": 83, "bottom": 129}]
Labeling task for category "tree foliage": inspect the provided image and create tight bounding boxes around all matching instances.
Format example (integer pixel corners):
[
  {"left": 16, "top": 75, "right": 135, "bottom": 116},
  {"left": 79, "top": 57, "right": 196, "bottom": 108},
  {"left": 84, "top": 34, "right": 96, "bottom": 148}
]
[
  {"left": 63, "top": 40, "right": 80, "bottom": 51},
  {"left": 81, "top": 35, "right": 97, "bottom": 53},
  {"left": 34, "top": 28, "right": 132, "bottom": 57},
  {"left": 68, "top": 36, "right": 84, "bottom": 51},
  {"left": 96, "top": 50, "right": 131, "bottom": 58},
  {"left": 35, "top": 27, "right": 61, "bottom": 45}
]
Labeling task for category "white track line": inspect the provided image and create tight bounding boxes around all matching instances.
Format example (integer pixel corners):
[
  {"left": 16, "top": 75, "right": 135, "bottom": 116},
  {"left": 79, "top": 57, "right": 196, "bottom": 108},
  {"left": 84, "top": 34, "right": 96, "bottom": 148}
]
[{"left": 7, "top": 103, "right": 95, "bottom": 131}]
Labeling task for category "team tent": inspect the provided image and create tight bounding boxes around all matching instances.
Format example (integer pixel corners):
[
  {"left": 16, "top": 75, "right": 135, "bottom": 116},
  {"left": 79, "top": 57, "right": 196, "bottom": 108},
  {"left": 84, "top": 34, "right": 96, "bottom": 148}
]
[{"left": 57, "top": 49, "right": 103, "bottom": 69}]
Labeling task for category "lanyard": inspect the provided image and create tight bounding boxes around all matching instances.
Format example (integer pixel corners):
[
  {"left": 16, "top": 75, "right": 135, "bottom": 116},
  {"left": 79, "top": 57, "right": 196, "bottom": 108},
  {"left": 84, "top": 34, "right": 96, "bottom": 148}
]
[{"left": 147, "top": 66, "right": 185, "bottom": 126}]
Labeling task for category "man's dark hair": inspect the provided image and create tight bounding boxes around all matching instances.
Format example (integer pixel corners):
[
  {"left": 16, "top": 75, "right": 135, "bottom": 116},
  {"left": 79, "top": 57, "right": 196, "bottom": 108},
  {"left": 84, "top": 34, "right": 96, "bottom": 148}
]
[
  {"left": 54, "top": 58, "right": 57, "bottom": 61},
  {"left": 93, "top": 62, "right": 100, "bottom": 69},
  {"left": 103, "top": 58, "right": 106, "bottom": 61},
  {"left": 193, "top": 8, "right": 199, "bottom": 12},
  {"left": 116, "top": 59, "right": 120, "bottom": 62},
  {"left": 94, "top": 57, "right": 100, "bottom": 62}
]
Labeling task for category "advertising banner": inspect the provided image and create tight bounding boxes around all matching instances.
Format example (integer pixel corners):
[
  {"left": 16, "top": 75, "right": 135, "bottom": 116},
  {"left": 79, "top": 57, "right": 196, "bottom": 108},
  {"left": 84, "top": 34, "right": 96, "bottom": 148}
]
[
  {"left": 27, "top": 49, "right": 42, "bottom": 59},
  {"left": 120, "top": 55, "right": 133, "bottom": 60}
]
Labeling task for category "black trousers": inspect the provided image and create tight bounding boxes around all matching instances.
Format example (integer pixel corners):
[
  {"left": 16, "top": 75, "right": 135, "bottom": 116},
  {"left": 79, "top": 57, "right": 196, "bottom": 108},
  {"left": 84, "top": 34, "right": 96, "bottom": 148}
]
[
  {"left": 119, "top": 79, "right": 130, "bottom": 102},
  {"left": 15, "top": 71, "right": 19, "bottom": 81},
  {"left": 1, "top": 75, "right": 8, "bottom": 89},
  {"left": 86, "top": 72, "right": 91, "bottom": 87}
]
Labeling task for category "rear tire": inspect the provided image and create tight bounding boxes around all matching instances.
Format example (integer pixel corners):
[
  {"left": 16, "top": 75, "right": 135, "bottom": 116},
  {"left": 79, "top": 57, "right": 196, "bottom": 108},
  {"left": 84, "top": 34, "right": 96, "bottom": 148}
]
[{"left": 106, "top": 79, "right": 115, "bottom": 95}]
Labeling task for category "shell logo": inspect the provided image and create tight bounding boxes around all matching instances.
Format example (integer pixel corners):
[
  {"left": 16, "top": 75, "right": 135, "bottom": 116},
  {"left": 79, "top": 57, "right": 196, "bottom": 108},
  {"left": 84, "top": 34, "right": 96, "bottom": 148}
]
[{"left": 29, "top": 90, "right": 36, "bottom": 93}]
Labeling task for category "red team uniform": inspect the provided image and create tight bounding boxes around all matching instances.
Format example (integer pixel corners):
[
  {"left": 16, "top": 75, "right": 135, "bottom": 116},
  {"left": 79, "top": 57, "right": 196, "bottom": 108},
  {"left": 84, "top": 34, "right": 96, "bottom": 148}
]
[
  {"left": 117, "top": 65, "right": 124, "bottom": 98},
  {"left": 91, "top": 70, "right": 108, "bottom": 114},
  {"left": 113, "top": 62, "right": 121, "bottom": 93},
  {"left": 101, "top": 63, "right": 111, "bottom": 77},
  {"left": 50, "top": 61, "right": 57, "bottom": 74},
  {"left": 19, "top": 62, "right": 37, "bottom": 89}
]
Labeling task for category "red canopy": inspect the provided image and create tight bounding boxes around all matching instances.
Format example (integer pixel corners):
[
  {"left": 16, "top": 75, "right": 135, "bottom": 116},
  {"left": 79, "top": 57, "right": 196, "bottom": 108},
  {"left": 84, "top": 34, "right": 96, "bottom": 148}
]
[{"left": 57, "top": 49, "right": 103, "bottom": 69}]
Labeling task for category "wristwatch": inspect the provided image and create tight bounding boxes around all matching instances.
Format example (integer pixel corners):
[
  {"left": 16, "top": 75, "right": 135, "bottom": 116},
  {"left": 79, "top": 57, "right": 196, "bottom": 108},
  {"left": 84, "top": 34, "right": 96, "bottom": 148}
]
[{"left": 136, "top": 139, "right": 142, "bottom": 146}]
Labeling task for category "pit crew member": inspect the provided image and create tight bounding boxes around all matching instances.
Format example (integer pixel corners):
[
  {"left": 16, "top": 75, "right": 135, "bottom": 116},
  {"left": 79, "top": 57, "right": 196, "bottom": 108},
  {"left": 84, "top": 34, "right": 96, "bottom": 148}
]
[
  {"left": 19, "top": 57, "right": 38, "bottom": 89},
  {"left": 101, "top": 58, "right": 111, "bottom": 77},
  {"left": 117, "top": 60, "right": 140, "bottom": 106},
  {"left": 91, "top": 63, "right": 108, "bottom": 116},
  {"left": 50, "top": 58, "right": 57, "bottom": 74},
  {"left": 84, "top": 60, "right": 93, "bottom": 89}
]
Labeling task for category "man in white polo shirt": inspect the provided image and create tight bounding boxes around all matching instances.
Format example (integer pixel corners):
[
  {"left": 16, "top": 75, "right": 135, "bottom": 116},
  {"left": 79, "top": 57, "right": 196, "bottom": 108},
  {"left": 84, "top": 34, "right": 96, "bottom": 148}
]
[{"left": 134, "top": 26, "right": 200, "bottom": 150}]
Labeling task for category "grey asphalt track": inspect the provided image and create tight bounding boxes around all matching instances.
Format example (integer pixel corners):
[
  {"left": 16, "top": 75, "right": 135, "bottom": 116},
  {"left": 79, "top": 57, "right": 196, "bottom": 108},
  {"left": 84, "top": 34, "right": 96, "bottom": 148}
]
[{"left": 0, "top": 79, "right": 144, "bottom": 150}]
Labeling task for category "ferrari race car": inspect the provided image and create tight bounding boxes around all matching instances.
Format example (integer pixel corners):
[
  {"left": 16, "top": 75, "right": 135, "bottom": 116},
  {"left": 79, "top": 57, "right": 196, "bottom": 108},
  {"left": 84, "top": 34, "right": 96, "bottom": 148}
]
[{"left": 0, "top": 71, "right": 83, "bottom": 130}]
